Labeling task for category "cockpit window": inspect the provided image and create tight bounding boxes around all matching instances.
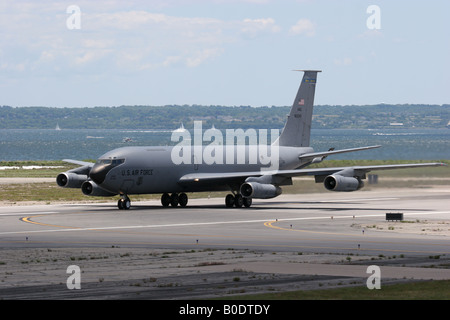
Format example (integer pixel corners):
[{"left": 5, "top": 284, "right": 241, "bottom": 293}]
[
  {"left": 112, "top": 159, "right": 125, "bottom": 165},
  {"left": 97, "top": 159, "right": 111, "bottom": 165},
  {"left": 97, "top": 158, "right": 125, "bottom": 166}
]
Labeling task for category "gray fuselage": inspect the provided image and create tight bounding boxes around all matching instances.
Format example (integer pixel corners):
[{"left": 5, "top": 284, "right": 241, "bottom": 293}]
[{"left": 92, "top": 145, "right": 313, "bottom": 195}]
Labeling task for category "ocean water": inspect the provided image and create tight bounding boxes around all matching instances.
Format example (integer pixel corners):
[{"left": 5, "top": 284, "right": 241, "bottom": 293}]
[{"left": 0, "top": 128, "right": 449, "bottom": 161}]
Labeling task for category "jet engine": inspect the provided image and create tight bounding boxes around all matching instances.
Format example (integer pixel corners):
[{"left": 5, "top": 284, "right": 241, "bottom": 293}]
[
  {"left": 323, "top": 175, "right": 364, "bottom": 192},
  {"left": 240, "top": 182, "right": 282, "bottom": 199},
  {"left": 56, "top": 172, "right": 88, "bottom": 188},
  {"left": 81, "top": 181, "right": 117, "bottom": 197}
]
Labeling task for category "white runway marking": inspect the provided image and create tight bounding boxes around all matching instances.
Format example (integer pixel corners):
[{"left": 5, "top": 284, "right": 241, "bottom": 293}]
[
  {"left": 315, "top": 197, "right": 399, "bottom": 202},
  {"left": 0, "top": 212, "right": 57, "bottom": 217},
  {"left": 2, "top": 211, "right": 448, "bottom": 236}
]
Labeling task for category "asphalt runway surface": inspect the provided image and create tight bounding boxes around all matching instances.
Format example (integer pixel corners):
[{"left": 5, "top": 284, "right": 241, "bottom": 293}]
[
  {"left": 1, "top": 188, "right": 449, "bottom": 255},
  {"left": 0, "top": 187, "right": 449, "bottom": 299}
]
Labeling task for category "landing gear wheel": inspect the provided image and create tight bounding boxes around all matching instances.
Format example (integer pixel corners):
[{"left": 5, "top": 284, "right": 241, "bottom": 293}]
[
  {"left": 179, "top": 193, "right": 188, "bottom": 207},
  {"left": 122, "top": 198, "right": 131, "bottom": 210},
  {"left": 234, "top": 194, "right": 244, "bottom": 208},
  {"left": 118, "top": 196, "right": 131, "bottom": 210},
  {"left": 170, "top": 193, "right": 179, "bottom": 207},
  {"left": 243, "top": 197, "right": 252, "bottom": 208},
  {"left": 225, "top": 194, "right": 235, "bottom": 208},
  {"left": 161, "top": 193, "right": 170, "bottom": 207}
]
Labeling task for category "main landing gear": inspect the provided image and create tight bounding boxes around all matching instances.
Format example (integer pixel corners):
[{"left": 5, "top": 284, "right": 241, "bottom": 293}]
[
  {"left": 117, "top": 192, "right": 252, "bottom": 209},
  {"left": 161, "top": 192, "right": 188, "bottom": 207},
  {"left": 225, "top": 194, "right": 252, "bottom": 208},
  {"left": 117, "top": 193, "right": 188, "bottom": 210}
]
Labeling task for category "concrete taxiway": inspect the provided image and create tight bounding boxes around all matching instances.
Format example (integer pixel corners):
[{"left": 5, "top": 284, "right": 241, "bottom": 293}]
[{"left": 0, "top": 187, "right": 449, "bottom": 299}]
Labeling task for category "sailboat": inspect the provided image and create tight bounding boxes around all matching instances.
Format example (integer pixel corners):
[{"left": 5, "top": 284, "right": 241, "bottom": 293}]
[
  {"left": 55, "top": 123, "right": 61, "bottom": 130},
  {"left": 173, "top": 123, "right": 186, "bottom": 133}
]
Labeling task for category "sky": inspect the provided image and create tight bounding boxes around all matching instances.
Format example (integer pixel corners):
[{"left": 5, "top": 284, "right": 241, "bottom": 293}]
[{"left": 0, "top": 0, "right": 449, "bottom": 108}]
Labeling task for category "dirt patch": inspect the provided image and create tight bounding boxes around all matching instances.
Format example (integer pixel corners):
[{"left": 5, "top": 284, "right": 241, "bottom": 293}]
[
  {"left": 354, "top": 220, "right": 450, "bottom": 237},
  {"left": 0, "top": 247, "right": 448, "bottom": 299}
]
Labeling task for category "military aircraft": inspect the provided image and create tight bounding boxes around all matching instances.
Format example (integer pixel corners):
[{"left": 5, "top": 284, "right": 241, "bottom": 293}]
[{"left": 56, "top": 70, "right": 446, "bottom": 210}]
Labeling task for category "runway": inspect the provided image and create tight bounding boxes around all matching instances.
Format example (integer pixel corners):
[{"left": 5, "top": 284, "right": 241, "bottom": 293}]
[
  {"left": 1, "top": 188, "right": 449, "bottom": 255},
  {"left": 0, "top": 187, "right": 449, "bottom": 299}
]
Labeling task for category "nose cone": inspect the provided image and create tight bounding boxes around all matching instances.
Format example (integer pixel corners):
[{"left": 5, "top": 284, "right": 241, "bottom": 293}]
[
  {"left": 89, "top": 163, "right": 111, "bottom": 185},
  {"left": 89, "top": 158, "right": 125, "bottom": 185}
]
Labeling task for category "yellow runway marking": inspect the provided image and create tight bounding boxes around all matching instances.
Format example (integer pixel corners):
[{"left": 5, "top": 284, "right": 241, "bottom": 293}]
[
  {"left": 20, "top": 215, "right": 79, "bottom": 229},
  {"left": 264, "top": 219, "right": 357, "bottom": 236},
  {"left": 16, "top": 214, "right": 450, "bottom": 255}
]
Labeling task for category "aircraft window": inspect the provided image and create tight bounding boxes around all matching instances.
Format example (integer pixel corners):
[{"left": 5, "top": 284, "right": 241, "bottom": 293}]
[
  {"left": 96, "top": 159, "right": 124, "bottom": 166},
  {"left": 97, "top": 159, "right": 111, "bottom": 165},
  {"left": 112, "top": 159, "right": 125, "bottom": 165}
]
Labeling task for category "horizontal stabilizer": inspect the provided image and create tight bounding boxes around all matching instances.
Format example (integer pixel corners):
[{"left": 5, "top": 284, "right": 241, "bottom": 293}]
[{"left": 299, "top": 145, "right": 381, "bottom": 160}]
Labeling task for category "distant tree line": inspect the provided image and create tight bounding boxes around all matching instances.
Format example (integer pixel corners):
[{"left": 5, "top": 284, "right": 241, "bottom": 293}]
[{"left": 0, "top": 104, "right": 448, "bottom": 129}]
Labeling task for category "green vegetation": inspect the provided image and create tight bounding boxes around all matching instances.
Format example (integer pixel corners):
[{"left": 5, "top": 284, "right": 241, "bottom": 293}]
[
  {"left": 1, "top": 104, "right": 449, "bottom": 129},
  {"left": 216, "top": 280, "right": 450, "bottom": 300},
  {"left": 0, "top": 161, "right": 84, "bottom": 178}
]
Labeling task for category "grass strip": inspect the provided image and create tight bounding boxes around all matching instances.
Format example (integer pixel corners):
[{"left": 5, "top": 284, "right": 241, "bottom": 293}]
[{"left": 216, "top": 280, "right": 450, "bottom": 300}]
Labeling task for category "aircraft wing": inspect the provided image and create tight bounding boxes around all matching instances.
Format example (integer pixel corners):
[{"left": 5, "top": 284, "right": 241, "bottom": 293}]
[
  {"left": 275, "top": 162, "right": 447, "bottom": 178},
  {"left": 178, "top": 162, "right": 447, "bottom": 184},
  {"left": 62, "top": 159, "right": 95, "bottom": 167}
]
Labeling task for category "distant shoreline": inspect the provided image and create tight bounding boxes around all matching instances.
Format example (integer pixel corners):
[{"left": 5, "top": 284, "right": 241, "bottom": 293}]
[{"left": 1, "top": 104, "right": 449, "bottom": 130}]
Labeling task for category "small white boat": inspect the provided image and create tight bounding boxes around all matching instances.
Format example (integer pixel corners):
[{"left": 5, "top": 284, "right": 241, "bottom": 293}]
[{"left": 173, "top": 123, "right": 186, "bottom": 132}]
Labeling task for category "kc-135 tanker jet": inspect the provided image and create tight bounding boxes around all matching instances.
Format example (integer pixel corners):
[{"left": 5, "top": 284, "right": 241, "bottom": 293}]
[{"left": 57, "top": 70, "right": 446, "bottom": 210}]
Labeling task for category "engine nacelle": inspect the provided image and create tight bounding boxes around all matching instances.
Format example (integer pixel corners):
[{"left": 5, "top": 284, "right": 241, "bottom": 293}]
[
  {"left": 324, "top": 175, "right": 364, "bottom": 192},
  {"left": 240, "top": 182, "right": 282, "bottom": 199},
  {"left": 56, "top": 172, "right": 88, "bottom": 188},
  {"left": 81, "top": 181, "right": 117, "bottom": 197}
]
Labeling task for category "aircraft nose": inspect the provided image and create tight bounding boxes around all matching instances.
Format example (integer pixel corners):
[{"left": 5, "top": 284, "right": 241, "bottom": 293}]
[
  {"left": 89, "top": 158, "right": 125, "bottom": 185},
  {"left": 89, "top": 163, "right": 110, "bottom": 185}
]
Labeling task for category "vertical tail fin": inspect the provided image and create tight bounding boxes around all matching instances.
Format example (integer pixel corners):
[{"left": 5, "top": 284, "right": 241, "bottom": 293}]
[{"left": 274, "top": 70, "right": 321, "bottom": 147}]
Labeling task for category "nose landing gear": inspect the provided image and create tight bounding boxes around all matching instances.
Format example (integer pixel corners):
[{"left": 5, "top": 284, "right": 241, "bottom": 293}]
[{"left": 118, "top": 195, "right": 131, "bottom": 210}]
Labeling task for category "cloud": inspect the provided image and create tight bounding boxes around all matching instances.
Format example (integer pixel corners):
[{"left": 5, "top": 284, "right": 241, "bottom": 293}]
[
  {"left": 0, "top": 2, "right": 283, "bottom": 77},
  {"left": 289, "top": 19, "right": 315, "bottom": 37},
  {"left": 240, "top": 18, "right": 281, "bottom": 38},
  {"left": 186, "top": 48, "right": 223, "bottom": 67},
  {"left": 333, "top": 57, "right": 352, "bottom": 66},
  {"left": 357, "top": 29, "right": 383, "bottom": 40}
]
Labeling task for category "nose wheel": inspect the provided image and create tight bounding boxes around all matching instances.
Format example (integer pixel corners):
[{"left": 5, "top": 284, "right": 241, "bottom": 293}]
[{"left": 118, "top": 195, "right": 131, "bottom": 210}]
